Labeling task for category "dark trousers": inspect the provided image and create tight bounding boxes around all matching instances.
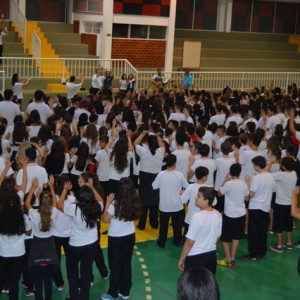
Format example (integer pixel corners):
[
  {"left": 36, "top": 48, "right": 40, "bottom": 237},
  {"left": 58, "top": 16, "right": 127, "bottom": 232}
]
[
  {"left": 108, "top": 234, "right": 135, "bottom": 298},
  {"left": 138, "top": 205, "right": 159, "bottom": 229},
  {"left": 52, "top": 236, "right": 69, "bottom": 287},
  {"left": 100, "top": 180, "right": 109, "bottom": 199},
  {"left": 185, "top": 250, "right": 217, "bottom": 275},
  {"left": 248, "top": 209, "right": 269, "bottom": 257},
  {"left": 158, "top": 210, "right": 184, "bottom": 246},
  {"left": 92, "top": 221, "right": 108, "bottom": 281},
  {"left": 30, "top": 265, "right": 53, "bottom": 300},
  {"left": 0, "top": 255, "right": 24, "bottom": 300},
  {"left": 66, "top": 241, "right": 97, "bottom": 300},
  {"left": 23, "top": 239, "right": 34, "bottom": 291}
]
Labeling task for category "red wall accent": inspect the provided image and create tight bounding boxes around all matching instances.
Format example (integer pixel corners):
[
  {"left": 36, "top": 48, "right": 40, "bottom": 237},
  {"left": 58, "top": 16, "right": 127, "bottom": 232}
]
[
  {"left": 81, "top": 33, "right": 97, "bottom": 55},
  {"left": 111, "top": 39, "right": 165, "bottom": 68}
]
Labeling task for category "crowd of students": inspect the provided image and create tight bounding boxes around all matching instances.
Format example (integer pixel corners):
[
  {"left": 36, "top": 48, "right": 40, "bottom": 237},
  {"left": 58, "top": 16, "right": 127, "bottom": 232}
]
[{"left": 0, "top": 77, "right": 299, "bottom": 299}]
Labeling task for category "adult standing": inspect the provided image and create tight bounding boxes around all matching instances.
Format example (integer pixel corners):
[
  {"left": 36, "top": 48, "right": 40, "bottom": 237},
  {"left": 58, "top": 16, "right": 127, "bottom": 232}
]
[
  {"left": 0, "top": 89, "right": 21, "bottom": 126},
  {"left": 91, "top": 68, "right": 105, "bottom": 95},
  {"left": 66, "top": 74, "right": 84, "bottom": 100},
  {"left": 182, "top": 69, "right": 193, "bottom": 93},
  {"left": 26, "top": 90, "right": 54, "bottom": 124},
  {"left": 133, "top": 131, "right": 165, "bottom": 230},
  {"left": 12, "top": 73, "right": 31, "bottom": 105}
]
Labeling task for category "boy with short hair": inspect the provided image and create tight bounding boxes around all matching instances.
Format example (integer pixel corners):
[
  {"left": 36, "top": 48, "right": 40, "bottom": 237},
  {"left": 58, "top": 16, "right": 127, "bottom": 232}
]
[
  {"left": 178, "top": 187, "right": 222, "bottom": 274},
  {"left": 242, "top": 156, "right": 275, "bottom": 261},
  {"left": 269, "top": 157, "right": 297, "bottom": 252},
  {"left": 181, "top": 167, "right": 210, "bottom": 235},
  {"left": 218, "top": 163, "right": 249, "bottom": 268}
]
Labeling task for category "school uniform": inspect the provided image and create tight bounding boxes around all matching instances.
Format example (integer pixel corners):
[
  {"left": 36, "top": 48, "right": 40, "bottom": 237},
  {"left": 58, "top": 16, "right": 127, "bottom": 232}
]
[
  {"left": 28, "top": 207, "right": 59, "bottom": 300},
  {"left": 95, "top": 148, "right": 110, "bottom": 197},
  {"left": 185, "top": 209, "right": 222, "bottom": 274},
  {"left": 271, "top": 171, "right": 297, "bottom": 233},
  {"left": 0, "top": 192, "right": 29, "bottom": 300},
  {"left": 108, "top": 151, "right": 133, "bottom": 193},
  {"left": 64, "top": 201, "right": 101, "bottom": 300},
  {"left": 220, "top": 179, "right": 249, "bottom": 242},
  {"left": 52, "top": 195, "right": 75, "bottom": 288},
  {"left": 190, "top": 157, "right": 216, "bottom": 186},
  {"left": 152, "top": 170, "right": 188, "bottom": 247},
  {"left": 106, "top": 202, "right": 136, "bottom": 299},
  {"left": 248, "top": 172, "right": 275, "bottom": 258},
  {"left": 136, "top": 145, "right": 164, "bottom": 229}
]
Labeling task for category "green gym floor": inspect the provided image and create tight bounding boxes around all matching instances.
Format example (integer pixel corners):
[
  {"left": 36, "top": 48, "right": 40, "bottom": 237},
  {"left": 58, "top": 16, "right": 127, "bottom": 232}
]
[{"left": 1, "top": 221, "right": 299, "bottom": 300}]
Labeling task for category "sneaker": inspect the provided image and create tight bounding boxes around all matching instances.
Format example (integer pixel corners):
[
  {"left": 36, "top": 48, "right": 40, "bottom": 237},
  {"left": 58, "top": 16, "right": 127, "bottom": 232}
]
[
  {"left": 217, "top": 259, "right": 234, "bottom": 268},
  {"left": 90, "top": 281, "right": 94, "bottom": 287},
  {"left": 293, "top": 241, "right": 300, "bottom": 248},
  {"left": 102, "top": 272, "right": 109, "bottom": 280},
  {"left": 2, "top": 288, "right": 9, "bottom": 293},
  {"left": 270, "top": 245, "right": 283, "bottom": 253},
  {"left": 21, "top": 282, "right": 28, "bottom": 289},
  {"left": 101, "top": 293, "right": 117, "bottom": 300},
  {"left": 240, "top": 254, "right": 257, "bottom": 261},
  {"left": 25, "top": 290, "right": 35, "bottom": 297},
  {"left": 283, "top": 242, "right": 293, "bottom": 250},
  {"left": 118, "top": 293, "right": 130, "bottom": 300},
  {"left": 56, "top": 286, "right": 64, "bottom": 291}
]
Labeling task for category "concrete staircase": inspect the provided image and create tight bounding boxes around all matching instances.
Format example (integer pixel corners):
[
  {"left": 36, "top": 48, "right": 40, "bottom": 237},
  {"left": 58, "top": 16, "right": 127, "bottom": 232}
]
[
  {"left": 2, "top": 20, "right": 31, "bottom": 57},
  {"left": 173, "top": 30, "right": 300, "bottom": 71}
]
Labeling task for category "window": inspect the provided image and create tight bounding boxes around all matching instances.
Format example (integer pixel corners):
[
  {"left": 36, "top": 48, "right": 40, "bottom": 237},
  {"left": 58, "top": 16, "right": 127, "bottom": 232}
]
[
  {"left": 112, "top": 24, "right": 129, "bottom": 38},
  {"left": 130, "top": 25, "right": 148, "bottom": 38},
  {"left": 149, "top": 26, "right": 166, "bottom": 39},
  {"left": 84, "top": 22, "right": 102, "bottom": 34},
  {"left": 73, "top": 0, "right": 103, "bottom": 13},
  {"left": 112, "top": 24, "right": 166, "bottom": 39}
]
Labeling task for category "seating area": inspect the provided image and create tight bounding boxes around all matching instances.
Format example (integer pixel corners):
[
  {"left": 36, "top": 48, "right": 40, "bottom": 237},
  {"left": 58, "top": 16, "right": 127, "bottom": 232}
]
[{"left": 173, "top": 29, "right": 300, "bottom": 71}]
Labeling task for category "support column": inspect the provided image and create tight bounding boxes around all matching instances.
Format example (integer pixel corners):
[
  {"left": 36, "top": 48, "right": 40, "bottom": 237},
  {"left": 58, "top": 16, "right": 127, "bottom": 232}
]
[
  {"left": 101, "top": 0, "right": 113, "bottom": 62},
  {"left": 164, "top": 0, "right": 177, "bottom": 72}
]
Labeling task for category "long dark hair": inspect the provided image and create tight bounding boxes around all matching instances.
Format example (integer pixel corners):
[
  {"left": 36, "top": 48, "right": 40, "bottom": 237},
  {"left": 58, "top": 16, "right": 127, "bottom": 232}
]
[
  {"left": 147, "top": 135, "right": 159, "bottom": 155},
  {"left": 13, "top": 121, "right": 28, "bottom": 145},
  {"left": 114, "top": 177, "right": 141, "bottom": 221},
  {"left": 77, "top": 185, "right": 101, "bottom": 228},
  {"left": 0, "top": 192, "right": 25, "bottom": 235},
  {"left": 110, "top": 138, "right": 128, "bottom": 173},
  {"left": 12, "top": 73, "right": 19, "bottom": 86},
  {"left": 75, "top": 142, "right": 89, "bottom": 171},
  {"left": 37, "top": 126, "right": 53, "bottom": 145},
  {"left": 55, "top": 174, "right": 71, "bottom": 196},
  {"left": 80, "top": 172, "right": 104, "bottom": 199}
]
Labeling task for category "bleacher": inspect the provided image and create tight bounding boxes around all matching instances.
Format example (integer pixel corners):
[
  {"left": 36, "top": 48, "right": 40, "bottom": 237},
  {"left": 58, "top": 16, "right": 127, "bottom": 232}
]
[{"left": 173, "top": 29, "right": 300, "bottom": 71}]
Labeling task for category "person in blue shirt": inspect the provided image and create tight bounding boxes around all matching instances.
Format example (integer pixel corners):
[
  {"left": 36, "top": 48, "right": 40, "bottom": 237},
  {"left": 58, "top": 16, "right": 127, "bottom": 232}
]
[{"left": 182, "top": 69, "right": 193, "bottom": 94}]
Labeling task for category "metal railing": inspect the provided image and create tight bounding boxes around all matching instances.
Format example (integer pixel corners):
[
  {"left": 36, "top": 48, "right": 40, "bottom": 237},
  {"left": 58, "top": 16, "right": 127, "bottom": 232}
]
[
  {"left": 136, "top": 71, "right": 300, "bottom": 92},
  {"left": 10, "top": 0, "right": 26, "bottom": 53},
  {"left": 31, "top": 31, "right": 41, "bottom": 59},
  {"left": 0, "top": 71, "right": 5, "bottom": 95},
  {"left": 1, "top": 57, "right": 138, "bottom": 81},
  {"left": 1, "top": 56, "right": 299, "bottom": 92}
]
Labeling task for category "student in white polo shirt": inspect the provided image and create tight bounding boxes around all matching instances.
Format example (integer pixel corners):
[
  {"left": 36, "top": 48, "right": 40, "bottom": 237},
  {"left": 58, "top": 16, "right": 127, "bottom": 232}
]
[
  {"left": 16, "top": 147, "right": 48, "bottom": 206},
  {"left": 218, "top": 163, "right": 249, "bottom": 268},
  {"left": 0, "top": 159, "right": 30, "bottom": 300},
  {"left": 152, "top": 154, "right": 188, "bottom": 248},
  {"left": 0, "top": 89, "right": 21, "bottom": 126},
  {"left": 101, "top": 177, "right": 142, "bottom": 300},
  {"left": 242, "top": 156, "right": 275, "bottom": 261},
  {"left": 57, "top": 181, "right": 102, "bottom": 300},
  {"left": 178, "top": 187, "right": 222, "bottom": 275}
]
